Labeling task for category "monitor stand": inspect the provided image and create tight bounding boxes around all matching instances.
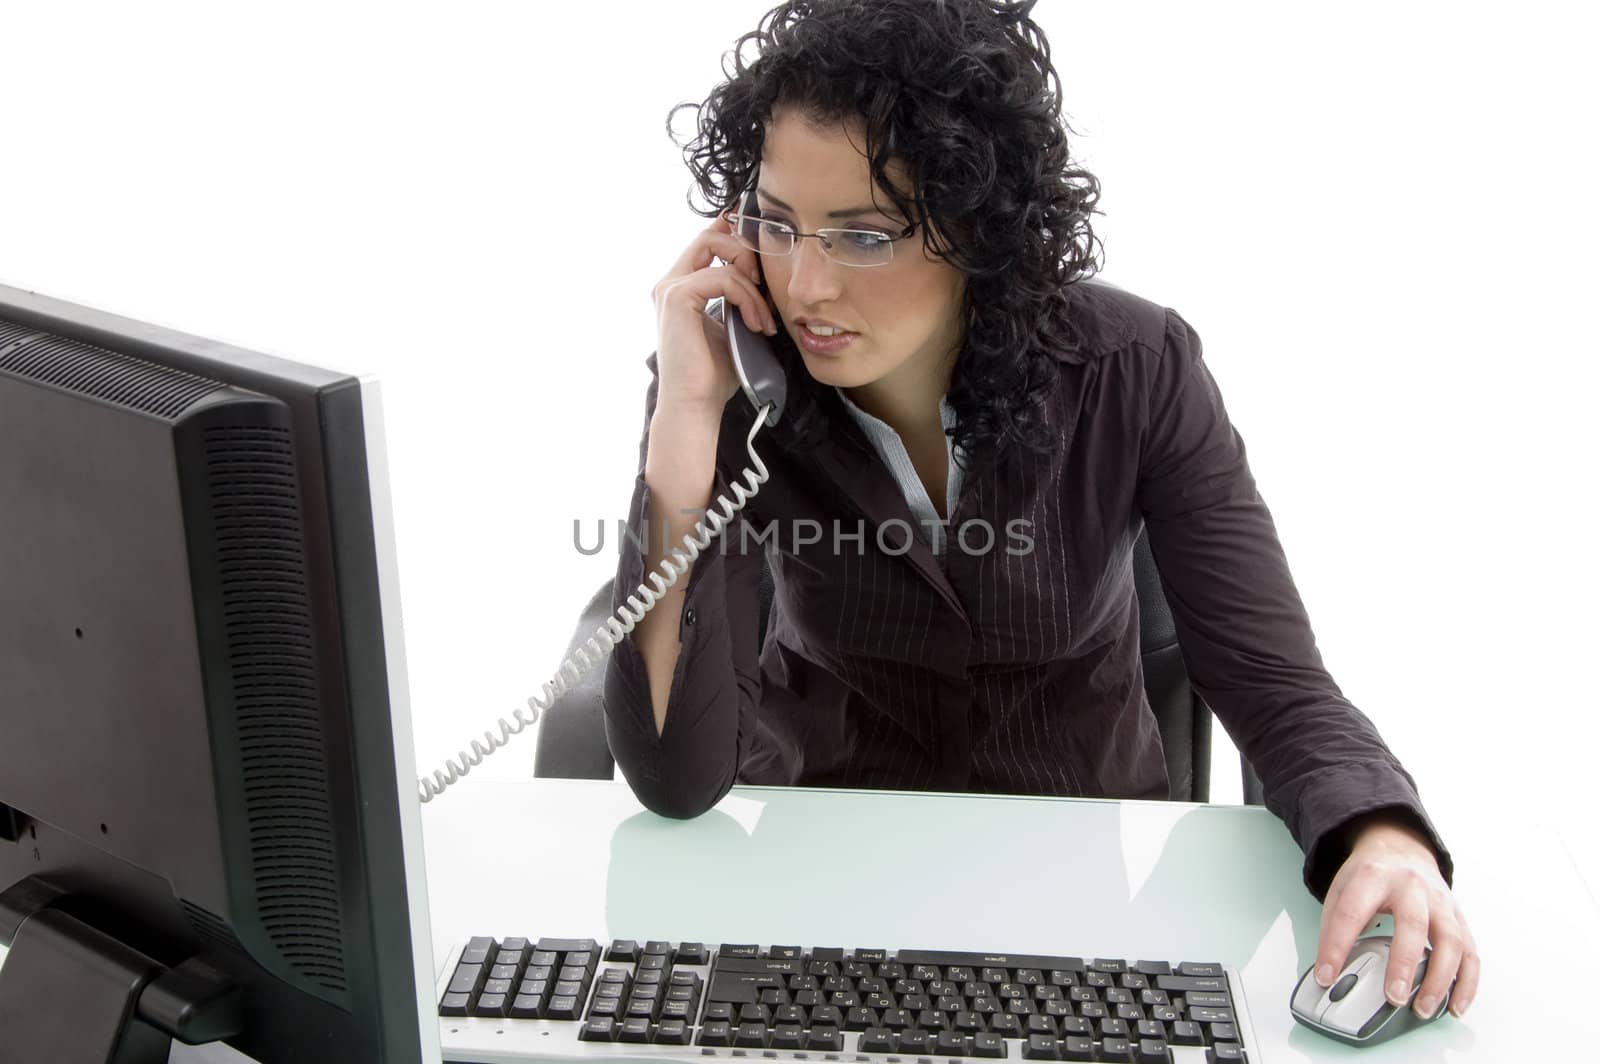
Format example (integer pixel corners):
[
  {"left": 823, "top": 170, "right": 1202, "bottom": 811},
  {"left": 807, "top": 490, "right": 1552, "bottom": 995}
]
[{"left": 0, "top": 876, "right": 244, "bottom": 1064}]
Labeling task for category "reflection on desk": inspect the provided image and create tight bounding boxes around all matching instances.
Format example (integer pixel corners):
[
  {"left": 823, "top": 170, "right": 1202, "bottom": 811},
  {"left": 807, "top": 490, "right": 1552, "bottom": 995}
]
[{"left": 420, "top": 779, "right": 1595, "bottom": 1062}]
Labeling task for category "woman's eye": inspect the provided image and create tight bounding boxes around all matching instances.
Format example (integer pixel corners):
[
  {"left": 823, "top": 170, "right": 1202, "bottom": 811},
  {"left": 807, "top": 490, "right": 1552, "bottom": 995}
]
[{"left": 843, "top": 230, "right": 890, "bottom": 249}]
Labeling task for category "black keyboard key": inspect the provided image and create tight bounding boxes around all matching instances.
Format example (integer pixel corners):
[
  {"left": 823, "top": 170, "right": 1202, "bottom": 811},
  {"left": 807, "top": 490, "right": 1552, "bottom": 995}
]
[
  {"left": 845, "top": 1006, "right": 879, "bottom": 1030},
  {"left": 771, "top": 1025, "right": 806, "bottom": 1049},
  {"left": 855, "top": 949, "right": 888, "bottom": 963},
  {"left": 1169, "top": 1021, "right": 1202, "bottom": 1046},
  {"left": 1089, "top": 960, "right": 1127, "bottom": 974},
  {"left": 1021, "top": 1034, "right": 1060, "bottom": 1060},
  {"left": 722, "top": 944, "right": 762, "bottom": 958},
  {"left": 606, "top": 939, "right": 640, "bottom": 962},
  {"left": 546, "top": 995, "right": 582, "bottom": 1020},
  {"left": 1134, "top": 1021, "right": 1166, "bottom": 1041},
  {"left": 953, "top": 1011, "right": 984, "bottom": 1033},
  {"left": 620, "top": 1017, "right": 653, "bottom": 1043},
  {"left": 897, "top": 1030, "right": 933, "bottom": 1054},
  {"left": 1025, "top": 1015, "right": 1056, "bottom": 1037},
  {"left": 579, "top": 1017, "right": 616, "bottom": 1042},
  {"left": 917, "top": 1008, "right": 947, "bottom": 1030},
  {"left": 807, "top": 1026, "right": 844, "bottom": 1052},
  {"left": 738, "top": 1004, "right": 772, "bottom": 1026},
  {"left": 881, "top": 1008, "right": 913, "bottom": 1030},
  {"left": 1132, "top": 962, "right": 1171, "bottom": 977},
  {"left": 656, "top": 1019, "right": 693, "bottom": 1045},
  {"left": 769, "top": 945, "right": 803, "bottom": 960},
  {"left": 661, "top": 1000, "right": 694, "bottom": 1021},
  {"left": 489, "top": 963, "right": 519, "bottom": 981},
  {"left": 536, "top": 938, "right": 598, "bottom": 955},
  {"left": 1184, "top": 992, "right": 1231, "bottom": 1009},
  {"left": 699, "top": 1021, "right": 734, "bottom": 1046},
  {"left": 1134, "top": 1039, "right": 1171, "bottom": 1064},
  {"left": 1098, "top": 1037, "right": 1134, "bottom": 1063},
  {"left": 935, "top": 1031, "right": 970, "bottom": 1056},
  {"left": 1177, "top": 963, "right": 1223, "bottom": 978},
  {"left": 971, "top": 1032, "right": 1007, "bottom": 1058},
  {"left": 1060, "top": 1037, "right": 1095, "bottom": 1063},
  {"left": 735, "top": 1022, "right": 769, "bottom": 1048},
  {"left": 529, "top": 950, "right": 558, "bottom": 967},
  {"left": 1098, "top": 1018, "right": 1130, "bottom": 1041},
  {"left": 438, "top": 992, "right": 470, "bottom": 1017},
  {"left": 589, "top": 994, "right": 624, "bottom": 1018},
  {"left": 1155, "top": 975, "right": 1226, "bottom": 995},
  {"left": 461, "top": 937, "right": 495, "bottom": 966},
  {"left": 447, "top": 964, "right": 485, "bottom": 996},
  {"left": 988, "top": 1014, "right": 1021, "bottom": 1038},
  {"left": 1208, "top": 1023, "right": 1238, "bottom": 1045},
  {"left": 1207, "top": 1045, "right": 1246, "bottom": 1063},
  {"left": 774, "top": 1005, "right": 807, "bottom": 1026},
  {"left": 509, "top": 992, "right": 543, "bottom": 1019},
  {"left": 859, "top": 1028, "right": 895, "bottom": 1054},
  {"left": 812, "top": 1005, "right": 844, "bottom": 1028},
  {"left": 1187, "top": 1007, "right": 1234, "bottom": 1026},
  {"left": 1056, "top": 1017, "right": 1090, "bottom": 1040},
  {"left": 678, "top": 943, "right": 711, "bottom": 965}
]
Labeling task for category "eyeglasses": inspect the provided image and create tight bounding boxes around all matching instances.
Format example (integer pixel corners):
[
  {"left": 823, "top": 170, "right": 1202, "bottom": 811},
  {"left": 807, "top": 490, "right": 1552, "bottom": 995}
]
[{"left": 725, "top": 203, "right": 919, "bottom": 268}]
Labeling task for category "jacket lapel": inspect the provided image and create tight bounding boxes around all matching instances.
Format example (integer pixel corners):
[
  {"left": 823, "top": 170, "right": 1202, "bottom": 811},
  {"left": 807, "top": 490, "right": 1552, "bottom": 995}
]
[{"left": 808, "top": 409, "right": 970, "bottom": 622}]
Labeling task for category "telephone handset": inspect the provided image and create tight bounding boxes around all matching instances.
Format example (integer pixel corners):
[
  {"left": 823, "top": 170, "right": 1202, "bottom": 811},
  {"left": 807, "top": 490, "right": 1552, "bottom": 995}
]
[{"left": 416, "top": 261, "right": 786, "bottom": 802}]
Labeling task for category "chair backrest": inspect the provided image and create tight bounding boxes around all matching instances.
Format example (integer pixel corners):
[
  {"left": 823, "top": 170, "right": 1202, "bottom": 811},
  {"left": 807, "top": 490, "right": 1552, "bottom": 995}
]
[{"left": 537, "top": 527, "right": 1262, "bottom": 803}]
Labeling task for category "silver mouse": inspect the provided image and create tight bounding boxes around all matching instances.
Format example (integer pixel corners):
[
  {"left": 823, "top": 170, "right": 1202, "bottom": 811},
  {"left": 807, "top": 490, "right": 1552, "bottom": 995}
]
[{"left": 1290, "top": 935, "right": 1451, "bottom": 1046}]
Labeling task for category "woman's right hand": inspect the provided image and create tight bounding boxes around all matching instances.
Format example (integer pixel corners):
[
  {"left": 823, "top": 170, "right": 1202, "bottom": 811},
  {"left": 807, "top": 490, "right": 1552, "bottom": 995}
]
[{"left": 651, "top": 214, "right": 780, "bottom": 416}]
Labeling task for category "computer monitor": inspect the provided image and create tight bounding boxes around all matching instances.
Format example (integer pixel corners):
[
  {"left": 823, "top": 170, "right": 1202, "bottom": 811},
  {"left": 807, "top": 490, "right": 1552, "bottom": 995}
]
[{"left": 0, "top": 281, "right": 441, "bottom": 1064}]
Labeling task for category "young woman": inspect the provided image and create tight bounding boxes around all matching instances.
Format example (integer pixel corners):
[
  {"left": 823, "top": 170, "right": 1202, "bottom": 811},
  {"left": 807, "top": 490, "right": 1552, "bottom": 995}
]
[{"left": 602, "top": 0, "right": 1476, "bottom": 1021}]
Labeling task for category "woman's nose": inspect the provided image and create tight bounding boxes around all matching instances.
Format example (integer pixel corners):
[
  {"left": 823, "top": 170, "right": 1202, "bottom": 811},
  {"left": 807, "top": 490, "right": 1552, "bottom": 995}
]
[{"left": 784, "top": 236, "right": 844, "bottom": 305}]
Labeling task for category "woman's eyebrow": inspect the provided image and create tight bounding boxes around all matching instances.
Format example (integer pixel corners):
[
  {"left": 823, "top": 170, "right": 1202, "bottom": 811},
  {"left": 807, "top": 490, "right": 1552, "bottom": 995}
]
[{"left": 756, "top": 187, "right": 901, "bottom": 220}]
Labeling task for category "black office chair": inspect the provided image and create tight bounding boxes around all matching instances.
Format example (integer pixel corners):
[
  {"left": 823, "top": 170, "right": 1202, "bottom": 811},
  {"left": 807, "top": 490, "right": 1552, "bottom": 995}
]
[{"left": 535, "top": 524, "right": 1265, "bottom": 805}]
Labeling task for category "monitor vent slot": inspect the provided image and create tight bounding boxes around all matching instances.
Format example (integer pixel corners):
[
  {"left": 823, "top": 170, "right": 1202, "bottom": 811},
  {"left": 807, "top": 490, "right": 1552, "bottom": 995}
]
[
  {"left": 204, "top": 424, "right": 349, "bottom": 996},
  {"left": 182, "top": 901, "right": 245, "bottom": 954},
  {"left": 0, "top": 322, "right": 225, "bottom": 419}
]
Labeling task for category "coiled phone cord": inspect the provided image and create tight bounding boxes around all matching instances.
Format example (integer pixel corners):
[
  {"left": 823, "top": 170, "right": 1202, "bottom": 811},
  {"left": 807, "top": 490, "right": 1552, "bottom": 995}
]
[{"left": 416, "top": 403, "right": 775, "bottom": 804}]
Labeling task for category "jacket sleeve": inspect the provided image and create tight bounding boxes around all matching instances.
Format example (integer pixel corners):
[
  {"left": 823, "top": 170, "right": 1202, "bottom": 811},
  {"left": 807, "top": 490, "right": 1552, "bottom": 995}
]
[
  {"left": 1133, "top": 308, "right": 1453, "bottom": 901},
  {"left": 601, "top": 351, "right": 767, "bottom": 819}
]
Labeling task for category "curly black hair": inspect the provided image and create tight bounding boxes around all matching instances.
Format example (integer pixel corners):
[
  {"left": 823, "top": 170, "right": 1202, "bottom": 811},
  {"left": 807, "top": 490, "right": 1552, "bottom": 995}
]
[{"left": 668, "top": 0, "right": 1105, "bottom": 475}]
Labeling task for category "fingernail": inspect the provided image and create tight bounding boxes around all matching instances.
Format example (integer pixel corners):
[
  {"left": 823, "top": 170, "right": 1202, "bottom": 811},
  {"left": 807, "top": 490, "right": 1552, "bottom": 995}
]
[
  {"left": 1415, "top": 995, "right": 1437, "bottom": 1016},
  {"left": 1451, "top": 995, "right": 1471, "bottom": 1016},
  {"left": 1388, "top": 978, "right": 1410, "bottom": 1004},
  {"left": 1315, "top": 965, "right": 1334, "bottom": 987}
]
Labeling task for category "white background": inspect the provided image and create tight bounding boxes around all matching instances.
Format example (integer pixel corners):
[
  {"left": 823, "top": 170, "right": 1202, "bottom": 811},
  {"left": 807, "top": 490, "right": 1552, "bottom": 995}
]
[{"left": 3, "top": 1, "right": 1595, "bottom": 900}]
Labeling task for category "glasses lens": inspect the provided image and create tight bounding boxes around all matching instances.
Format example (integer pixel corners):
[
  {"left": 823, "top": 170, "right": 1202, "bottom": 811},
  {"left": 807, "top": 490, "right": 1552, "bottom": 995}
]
[
  {"left": 823, "top": 229, "right": 895, "bottom": 267},
  {"left": 736, "top": 212, "right": 794, "bottom": 255}
]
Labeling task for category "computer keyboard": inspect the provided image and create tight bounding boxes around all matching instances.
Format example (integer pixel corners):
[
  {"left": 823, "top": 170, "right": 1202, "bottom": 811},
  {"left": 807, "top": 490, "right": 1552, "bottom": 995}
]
[{"left": 436, "top": 937, "right": 1259, "bottom": 1064}]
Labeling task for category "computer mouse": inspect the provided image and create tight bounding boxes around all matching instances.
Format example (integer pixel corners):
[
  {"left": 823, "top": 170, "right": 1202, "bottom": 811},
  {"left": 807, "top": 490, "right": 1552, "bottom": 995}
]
[{"left": 1289, "top": 935, "right": 1451, "bottom": 1046}]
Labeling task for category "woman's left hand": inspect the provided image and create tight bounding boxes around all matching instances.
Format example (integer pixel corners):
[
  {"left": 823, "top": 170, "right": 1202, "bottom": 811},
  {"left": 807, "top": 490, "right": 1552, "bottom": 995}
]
[{"left": 1314, "top": 812, "right": 1479, "bottom": 1019}]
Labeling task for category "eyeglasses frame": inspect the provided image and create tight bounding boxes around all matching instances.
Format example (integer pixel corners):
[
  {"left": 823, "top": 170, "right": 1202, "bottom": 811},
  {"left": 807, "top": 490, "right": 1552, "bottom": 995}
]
[{"left": 723, "top": 188, "right": 919, "bottom": 269}]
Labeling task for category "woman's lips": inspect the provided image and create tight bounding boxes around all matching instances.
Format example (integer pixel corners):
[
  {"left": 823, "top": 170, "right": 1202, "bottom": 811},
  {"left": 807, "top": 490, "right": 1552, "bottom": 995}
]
[{"left": 796, "top": 321, "right": 858, "bottom": 355}]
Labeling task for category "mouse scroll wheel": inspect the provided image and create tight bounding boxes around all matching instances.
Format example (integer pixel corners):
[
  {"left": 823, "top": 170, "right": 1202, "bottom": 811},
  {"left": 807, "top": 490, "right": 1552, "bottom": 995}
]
[{"left": 1328, "top": 972, "right": 1362, "bottom": 1002}]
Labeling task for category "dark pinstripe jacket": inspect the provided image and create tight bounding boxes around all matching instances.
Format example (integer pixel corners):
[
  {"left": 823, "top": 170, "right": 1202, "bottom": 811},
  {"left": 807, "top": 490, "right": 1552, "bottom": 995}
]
[{"left": 602, "top": 279, "right": 1450, "bottom": 900}]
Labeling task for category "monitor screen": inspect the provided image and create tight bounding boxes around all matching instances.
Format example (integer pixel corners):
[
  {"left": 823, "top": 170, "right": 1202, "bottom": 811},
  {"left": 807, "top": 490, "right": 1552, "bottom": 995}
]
[{"left": 0, "top": 282, "right": 440, "bottom": 1064}]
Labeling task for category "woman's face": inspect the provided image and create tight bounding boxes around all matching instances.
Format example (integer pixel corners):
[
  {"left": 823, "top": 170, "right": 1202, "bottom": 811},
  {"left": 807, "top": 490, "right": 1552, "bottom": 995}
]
[{"left": 753, "top": 107, "right": 967, "bottom": 396}]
